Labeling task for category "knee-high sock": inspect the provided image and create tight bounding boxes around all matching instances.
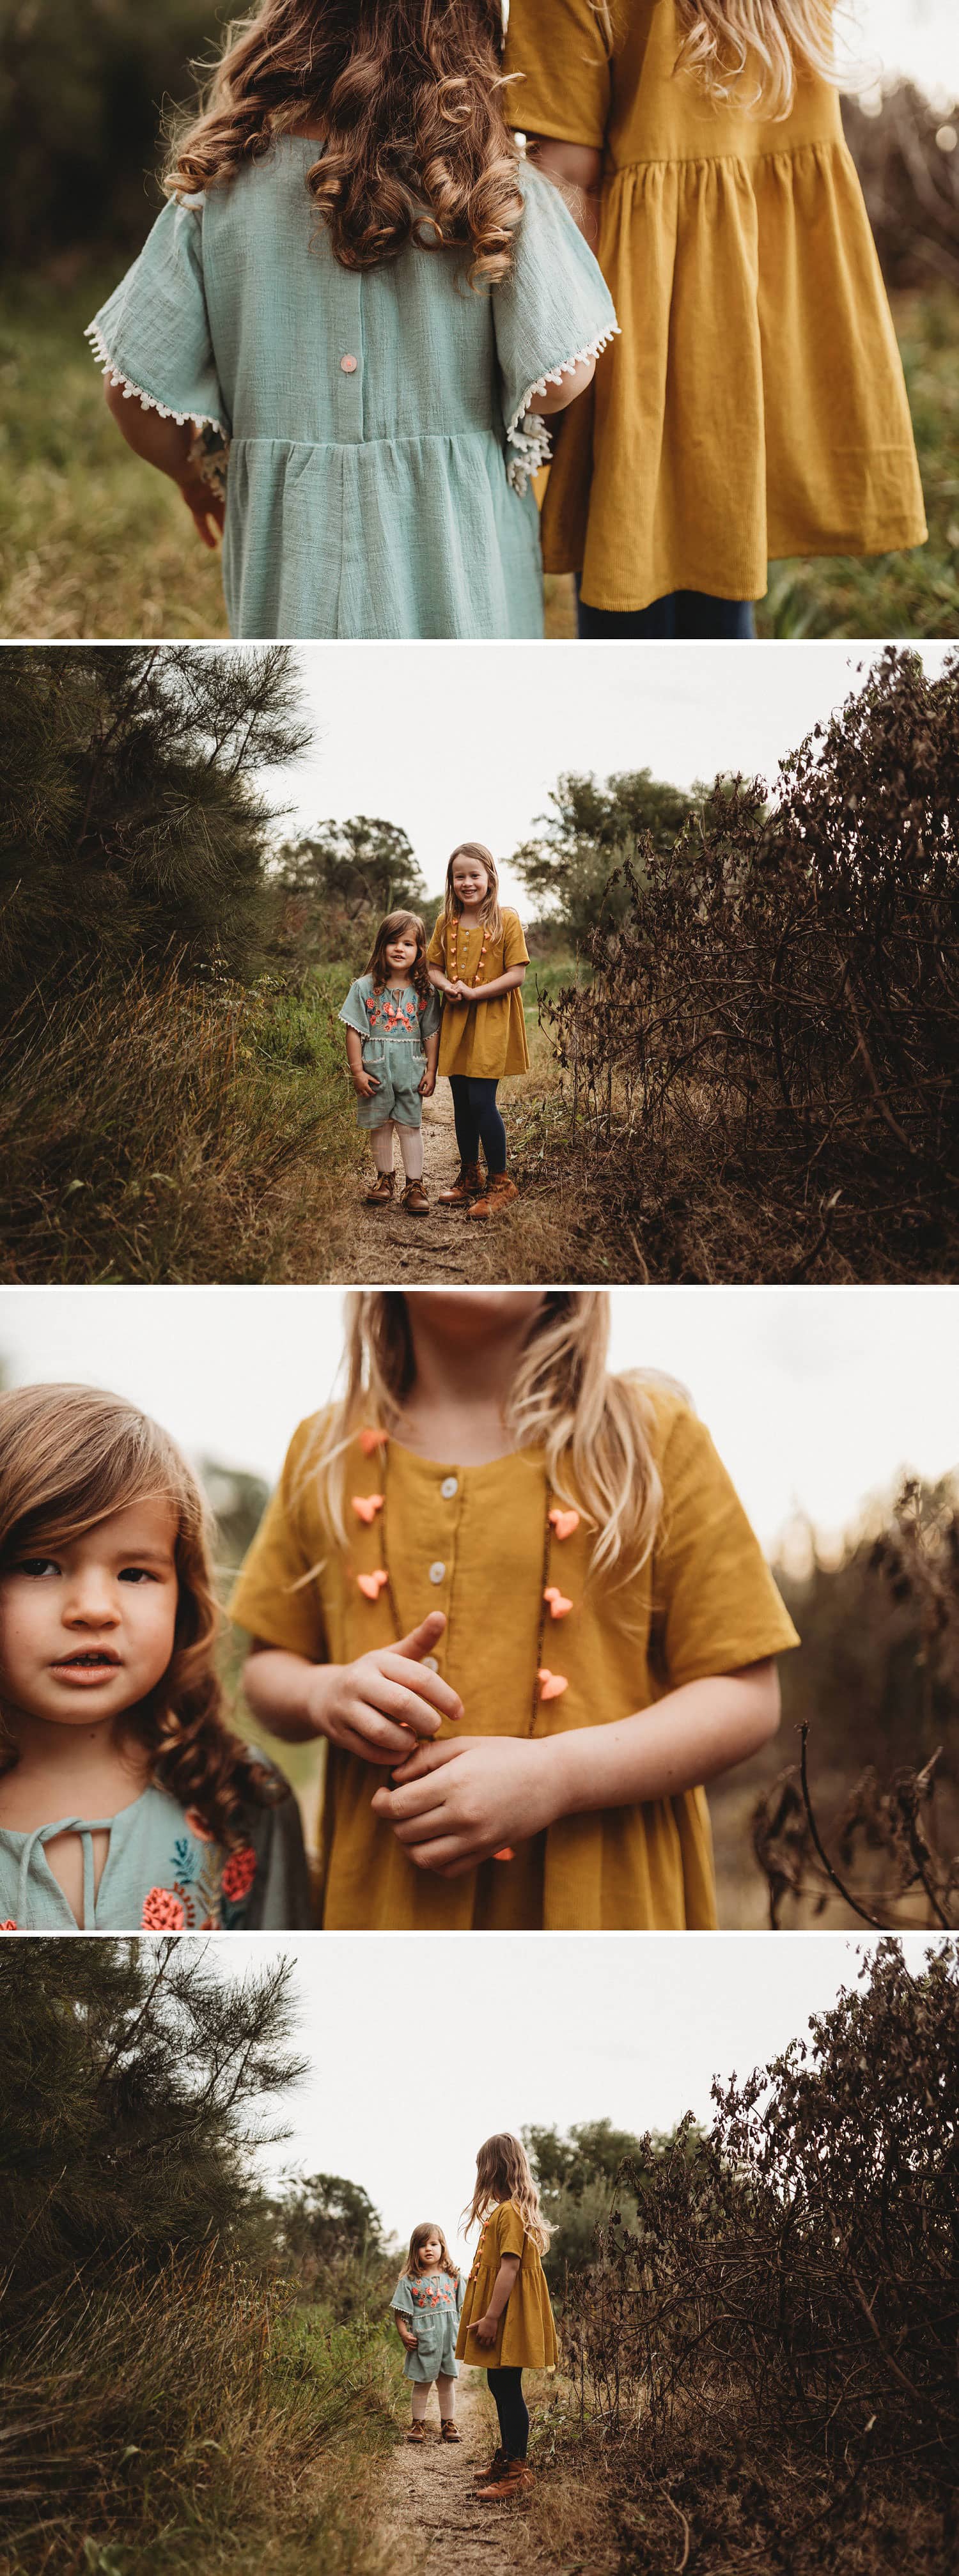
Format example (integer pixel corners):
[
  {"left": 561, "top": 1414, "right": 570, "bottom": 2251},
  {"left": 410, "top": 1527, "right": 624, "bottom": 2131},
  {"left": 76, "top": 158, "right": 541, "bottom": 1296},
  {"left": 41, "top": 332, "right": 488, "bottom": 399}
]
[
  {"left": 411, "top": 2380, "right": 430, "bottom": 2422},
  {"left": 396, "top": 1124, "right": 424, "bottom": 1180},
  {"left": 370, "top": 1123, "right": 395, "bottom": 1174},
  {"left": 437, "top": 2373, "right": 456, "bottom": 2422}
]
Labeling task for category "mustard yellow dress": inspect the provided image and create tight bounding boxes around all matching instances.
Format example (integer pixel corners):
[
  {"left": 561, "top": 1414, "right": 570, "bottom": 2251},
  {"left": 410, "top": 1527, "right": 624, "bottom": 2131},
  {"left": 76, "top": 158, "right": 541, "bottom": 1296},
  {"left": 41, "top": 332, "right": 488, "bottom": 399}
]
[
  {"left": 228, "top": 1385, "right": 799, "bottom": 1931},
  {"left": 427, "top": 908, "right": 530, "bottom": 1078},
  {"left": 457, "top": 2204, "right": 558, "bottom": 2371},
  {"left": 503, "top": 0, "right": 927, "bottom": 611}
]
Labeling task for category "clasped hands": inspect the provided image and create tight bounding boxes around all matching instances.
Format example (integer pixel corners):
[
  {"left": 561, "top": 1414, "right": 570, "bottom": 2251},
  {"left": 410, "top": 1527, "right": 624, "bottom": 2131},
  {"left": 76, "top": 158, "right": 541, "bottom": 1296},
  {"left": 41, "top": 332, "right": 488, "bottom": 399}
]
[{"left": 306, "top": 1611, "right": 559, "bottom": 1876}]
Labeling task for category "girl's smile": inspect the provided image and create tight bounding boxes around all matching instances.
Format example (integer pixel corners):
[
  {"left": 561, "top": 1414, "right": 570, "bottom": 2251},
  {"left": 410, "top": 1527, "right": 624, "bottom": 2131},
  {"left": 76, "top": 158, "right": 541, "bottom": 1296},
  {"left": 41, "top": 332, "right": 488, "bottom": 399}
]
[
  {"left": 384, "top": 936, "right": 418, "bottom": 979},
  {"left": 0, "top": 1498, "right": 179, "bottom": 1731},
  {"left": 451, "top": 860, "right": 490, "bottom": 913}
]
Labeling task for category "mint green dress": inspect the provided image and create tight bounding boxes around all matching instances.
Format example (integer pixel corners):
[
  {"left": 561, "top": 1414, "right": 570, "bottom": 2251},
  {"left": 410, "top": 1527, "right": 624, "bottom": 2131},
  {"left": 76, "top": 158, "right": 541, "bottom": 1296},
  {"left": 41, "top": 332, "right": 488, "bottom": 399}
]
[
  {"left": 88, "top": 151, "right": 618, "bottom": 640},
  {"left": 0, "top": 1757, "right": 311, "bottom": 1932},
  {"left": 390, "top": 2270, "right": 464, "bottom": 2382}
]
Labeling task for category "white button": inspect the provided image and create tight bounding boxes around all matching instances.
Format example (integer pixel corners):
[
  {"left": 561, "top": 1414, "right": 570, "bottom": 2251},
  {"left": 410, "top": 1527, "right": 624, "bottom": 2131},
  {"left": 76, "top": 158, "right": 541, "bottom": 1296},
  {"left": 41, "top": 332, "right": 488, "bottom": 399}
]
[
  {"left": 441, "top": 1476, "right": 458, "bottom": 1500},
  {"left": 428, "top": 1561, "right": 446, "bottom": 1585},
  {"left": 421, "top": 1655, "right": 439, "bottom": 1673}
]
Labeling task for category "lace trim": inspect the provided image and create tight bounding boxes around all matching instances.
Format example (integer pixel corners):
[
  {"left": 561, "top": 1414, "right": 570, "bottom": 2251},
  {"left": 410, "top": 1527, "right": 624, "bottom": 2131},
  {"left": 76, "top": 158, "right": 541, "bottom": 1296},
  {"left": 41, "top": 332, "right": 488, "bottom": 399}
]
[
  {"left": 505, "top": 322, "right": 620, "bottom": 495},
  {"left": 84, "top": 322, "right": 224, "bottom": 434}
]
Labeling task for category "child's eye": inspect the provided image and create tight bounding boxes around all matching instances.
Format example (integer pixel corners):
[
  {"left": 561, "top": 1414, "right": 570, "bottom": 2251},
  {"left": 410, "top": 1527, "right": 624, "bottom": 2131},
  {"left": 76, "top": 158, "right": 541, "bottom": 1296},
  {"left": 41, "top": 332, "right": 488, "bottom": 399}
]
[
  {"left": 10, "top": 1556, "right": 59, "bottom": 1579},
  {"left": 117, "top": 1565, "right": 159, "bottom": 1584}
]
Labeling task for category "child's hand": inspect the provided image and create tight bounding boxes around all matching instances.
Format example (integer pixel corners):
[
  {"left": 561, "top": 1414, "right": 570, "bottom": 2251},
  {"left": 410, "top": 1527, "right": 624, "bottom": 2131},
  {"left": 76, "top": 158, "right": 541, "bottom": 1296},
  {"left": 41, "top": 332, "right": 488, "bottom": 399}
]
[
  {"left": 370, "top": 1734, "right": 558, "bottom": 1874},
  {"left": 352, "top": 1068, "right": 381, "bottom": 1099},
  {"left": 471, "top": 2313, "right": 498, "bottom": 2347},
  {"left": 418, "top": 1069, "right": 435, "bottom": 1096},
  {"left": 442, "top": 977, "right": 469, "bottom": 1002},
  {"left": 176, "top": 475, "right": 226, "bottom": 550},
  {"left": 306, "top": 1613, "right": 463, "bottom": 1767}
]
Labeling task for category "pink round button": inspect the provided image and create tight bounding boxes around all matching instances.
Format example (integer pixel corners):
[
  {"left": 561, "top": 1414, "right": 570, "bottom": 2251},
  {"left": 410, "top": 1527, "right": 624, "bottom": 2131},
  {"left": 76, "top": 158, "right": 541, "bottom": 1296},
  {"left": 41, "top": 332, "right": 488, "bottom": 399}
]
[{"left": 340, "top": 354, "right": 358, "bottom": 374}]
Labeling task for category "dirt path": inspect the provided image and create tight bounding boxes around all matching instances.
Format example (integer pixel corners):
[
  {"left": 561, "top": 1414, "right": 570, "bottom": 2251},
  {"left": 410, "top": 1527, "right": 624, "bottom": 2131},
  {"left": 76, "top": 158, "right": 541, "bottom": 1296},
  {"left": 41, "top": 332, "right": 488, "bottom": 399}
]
[
  {"left": 329, "top": 1087, "right": 492, "bottom": 1285},
  {"left": 376, "top": 2376, "right": 532, "bottom": 2575}
]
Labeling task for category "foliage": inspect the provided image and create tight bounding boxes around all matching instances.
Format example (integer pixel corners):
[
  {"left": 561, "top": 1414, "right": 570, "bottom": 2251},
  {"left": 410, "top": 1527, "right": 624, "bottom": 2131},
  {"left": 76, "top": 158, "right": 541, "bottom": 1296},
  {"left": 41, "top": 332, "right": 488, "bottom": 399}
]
[
  {"left": 0, "top": 644, "right": 309, "bottom": 1006},
  {"left": 274, "top": 2173, "right": 396, "bottom": 2322},
  {"left": 0, "top": 0, "right": 217, "bottom": 269},
  {"left": 270, "top": 818, "right": 428, "bottom": 971},
  {"left": 511, "top": 770, "right": 701, "bottom": 945},
  {"left": 524, "top": 2119, "right": 705, "bottom": 2288},
  {"left": 559, "top": 1939, "right": 959, "bottom": 2572},
  {"left": 543, "top": 648, "right": 959, "bottom": 1281},
  {"left": 843, "top": 84, "right": 959, "bottom": 296}
]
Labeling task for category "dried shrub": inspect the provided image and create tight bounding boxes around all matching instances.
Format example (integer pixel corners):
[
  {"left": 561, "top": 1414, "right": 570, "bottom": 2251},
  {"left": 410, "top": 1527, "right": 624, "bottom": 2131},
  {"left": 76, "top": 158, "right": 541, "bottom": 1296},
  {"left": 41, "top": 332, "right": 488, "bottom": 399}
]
[
  {"left": 559, "top": 1941, "right": 959, "bottom": 2573},
  {"left": 844, "top": 84, "right": 959, "bottom": 294},
  {"left": 542, "top": 649, "right": 959, "bottom": 1282}
]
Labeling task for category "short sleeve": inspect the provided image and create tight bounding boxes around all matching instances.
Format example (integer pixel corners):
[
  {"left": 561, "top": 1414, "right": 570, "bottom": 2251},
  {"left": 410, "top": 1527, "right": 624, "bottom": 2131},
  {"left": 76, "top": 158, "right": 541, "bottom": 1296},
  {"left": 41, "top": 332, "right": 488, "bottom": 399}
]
[
  {"left": 651, "top": 1405, "right": 801, "bottom": 1688},
  {"left": 390, "top": 2279, "right": 415, "bottom": 2316},
  {"left": 495, "top": 2204, "right": 526, "bottom": 2262},
  {"left": 504, "top": 0, "right": 613, "bottom": 149},
  {"left": 86, "top": 197, "right": 228, "bottom": 433},
  {"left": 492, "top": 166, "right": 618, "bottom": 488},
  {"left": 503, "top": 912, "right": 530, "bottom": 968},
  {"left": 426, "top": 917, "right": 447, "bottom": 967},
  {"left": 338, "top": 978, "right": 372, "bottom": 1037},
  {"left": 419, "top": 987, "right": 442, "bottom": 1038},
  {"left": 228, "top": 1421, "right": 328, "bottom": 1661}
]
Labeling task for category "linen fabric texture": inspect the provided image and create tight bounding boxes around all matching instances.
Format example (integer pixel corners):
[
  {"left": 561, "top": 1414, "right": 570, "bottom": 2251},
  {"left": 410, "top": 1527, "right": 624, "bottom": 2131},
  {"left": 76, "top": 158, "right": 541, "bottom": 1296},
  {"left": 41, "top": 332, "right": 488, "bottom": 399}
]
[
  {"left": 503, "top": 0, "right": 927, "bottom": 610},
  {"left": 456, "top": 2203, "right": 558, "bottom": 2371},
  {"left": 0, "top": 1760, "right": 312, "bottom": 1932},
  {"left": 390, "top": 2269, "right": 464, "bottom": 2380},
  {"left": 338, "top": 976, "right": 441, "bottom": 1128},
  {"left": 88, "top": 151, "right": 616, "bottom": 639},
  {"left": 426, "top": 910, "right": 531, "bottom": 1078},
  {"left": 228, "top": 1386, "right": 800, "bottom": 1932}
]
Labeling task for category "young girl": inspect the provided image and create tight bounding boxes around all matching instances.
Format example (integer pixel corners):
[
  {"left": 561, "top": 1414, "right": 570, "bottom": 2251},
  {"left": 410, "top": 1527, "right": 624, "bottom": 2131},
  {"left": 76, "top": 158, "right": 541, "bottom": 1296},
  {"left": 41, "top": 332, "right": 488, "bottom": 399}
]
[
  {"left": 457, "top": 2132, "right": 557, "bottom": 2502},
  {"left": 339, "top": 913, "right": 441, "bottom": 1216},
  {"left": 229, "top": 1288, "right": 800, "bottom": 1932},
  {"left": 390, "top": 2223, "right": 464, "bottom": 2444},
  {"left": 86, "top": 0, "right": 618, "bottom": 642},
  {"left": 426, "top": 848, "right": 529, "bottom": 1220},
  {"left": 503, "top": 0, "right": 926, "bottom": 637},
  {"left": 0, "top": 1385, "right": 311, "bottom": 1932}
]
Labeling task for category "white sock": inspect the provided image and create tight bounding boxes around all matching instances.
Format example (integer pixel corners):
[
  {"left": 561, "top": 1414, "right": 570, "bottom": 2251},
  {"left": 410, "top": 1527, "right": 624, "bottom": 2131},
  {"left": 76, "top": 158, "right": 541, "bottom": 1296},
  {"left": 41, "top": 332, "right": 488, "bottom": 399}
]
[
  {"left": 411, "top": 2382, "right": 430, "bottom": 2423},
  {"left": 371, "top": 1124, "right": 394, "bottom": 1175},
  {"left": 398, "top": 1125, "right": 424, "bottom": 1181},
  {"left": 437, "top": 2374, "right": 456, "bottom": 2423}
]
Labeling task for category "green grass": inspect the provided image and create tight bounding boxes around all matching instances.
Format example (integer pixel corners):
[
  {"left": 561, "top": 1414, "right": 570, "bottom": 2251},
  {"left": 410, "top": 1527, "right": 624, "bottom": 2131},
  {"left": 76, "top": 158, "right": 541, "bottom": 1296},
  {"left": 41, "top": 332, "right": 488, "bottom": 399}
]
[{"left": 2, "top": 272, "right": 954, "bottom": 639}]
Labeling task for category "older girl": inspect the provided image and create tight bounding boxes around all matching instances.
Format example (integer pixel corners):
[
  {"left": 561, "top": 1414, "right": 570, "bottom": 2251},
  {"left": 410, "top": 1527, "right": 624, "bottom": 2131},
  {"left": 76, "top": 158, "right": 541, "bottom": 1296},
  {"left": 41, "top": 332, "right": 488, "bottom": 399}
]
[
  {"left": 230, "top": 1289, "right": 799, "bottom": 1932},
  {"left": 458, "top": 2133, "right": 557, "bottom": 2502},
  {"left": 86, "top": 0, "right": 617, "bottom": 640},
  {"left": 504, "top": 0, "right": 926, "bottom": 636},
  {"left": 0, "top": 1385, "right": 310, "bottom": 1932},
  {"left": 426, "top": 847, "right": 529, "bottom": 1220}
]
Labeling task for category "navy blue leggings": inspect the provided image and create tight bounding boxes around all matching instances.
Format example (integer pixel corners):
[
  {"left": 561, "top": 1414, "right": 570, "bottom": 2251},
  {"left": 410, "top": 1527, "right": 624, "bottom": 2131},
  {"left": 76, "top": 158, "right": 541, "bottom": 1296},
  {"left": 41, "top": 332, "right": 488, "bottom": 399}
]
[
  {"left": 449, "top": 1075, "right": 507, "bottom": 1174},
  {"left": 487, "top": 2366, "right": 529, "bottom": 2460},
  {"left": 577, "top": 586, "right": 756, "bottom": 640}
]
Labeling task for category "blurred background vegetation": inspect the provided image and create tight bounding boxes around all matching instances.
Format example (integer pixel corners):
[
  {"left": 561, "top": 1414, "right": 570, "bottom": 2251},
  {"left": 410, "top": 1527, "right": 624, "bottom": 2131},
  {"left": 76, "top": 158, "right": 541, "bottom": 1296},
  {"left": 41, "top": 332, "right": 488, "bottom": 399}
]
[{"left": 0, "top": 4, "right": 956, "bottom": 636}]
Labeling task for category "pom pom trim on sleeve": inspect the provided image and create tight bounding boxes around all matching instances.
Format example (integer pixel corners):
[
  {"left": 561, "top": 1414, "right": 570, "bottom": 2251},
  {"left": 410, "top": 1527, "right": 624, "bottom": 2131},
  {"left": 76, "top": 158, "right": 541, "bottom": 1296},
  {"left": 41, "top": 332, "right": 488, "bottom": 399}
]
[
  {"left": 505, "top": 322, "right": 620, "bottom": 494},
  {"left": 85, "top": 322, "right": 225, "bottom": 434}
]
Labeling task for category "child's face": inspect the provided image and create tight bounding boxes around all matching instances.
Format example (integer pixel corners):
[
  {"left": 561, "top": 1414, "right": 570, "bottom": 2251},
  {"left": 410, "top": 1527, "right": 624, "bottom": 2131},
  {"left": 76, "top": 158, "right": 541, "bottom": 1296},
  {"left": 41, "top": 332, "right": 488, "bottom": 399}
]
[
  {"left": 0, "top": 1497, "right": 180, "bottom": 1733},
  {"left": 418, "top": 2237, "right": 444, "bottom": 2269},
  {"left": 384, "top": 933, "right": 419, "bottom": 977},
  {"left": 451, "top": 857, "right": 490, "bottom": 909}
]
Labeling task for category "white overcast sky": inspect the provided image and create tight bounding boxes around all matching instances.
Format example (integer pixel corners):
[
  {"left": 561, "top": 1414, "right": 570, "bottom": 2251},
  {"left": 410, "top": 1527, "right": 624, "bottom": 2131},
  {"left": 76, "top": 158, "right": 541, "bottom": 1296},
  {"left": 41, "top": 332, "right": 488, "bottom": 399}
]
[
  {"left": 851, "top": 0, "right": 958, "bottom": 99},
  {"left": 263, "top": 642, "right": 953, "bottom": 908},
  {"left": 2, "top": 1286, "right": 956, "bottom": 1555},
  {"left": 194, "top": 1930, "right": 946, "bottom": 2258}
]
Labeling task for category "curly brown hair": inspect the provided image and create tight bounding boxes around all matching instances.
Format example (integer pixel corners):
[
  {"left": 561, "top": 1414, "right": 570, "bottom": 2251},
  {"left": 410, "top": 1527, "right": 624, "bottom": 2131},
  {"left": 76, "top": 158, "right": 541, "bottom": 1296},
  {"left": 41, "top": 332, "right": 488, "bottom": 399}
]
[
  {"left": 364, "top": 911, "right": 432, "bottom": 1011},
  {"left": 165, "top": 0, "right": 524, "bottom": 288},
  {"left": 0, "top": 1384, "right": 284, "bottom": 1850}
]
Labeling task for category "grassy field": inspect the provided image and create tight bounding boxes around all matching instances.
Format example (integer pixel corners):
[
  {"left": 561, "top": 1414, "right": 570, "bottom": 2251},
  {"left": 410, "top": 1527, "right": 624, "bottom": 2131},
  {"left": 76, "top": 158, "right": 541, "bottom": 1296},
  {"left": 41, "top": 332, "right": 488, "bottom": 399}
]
[{"left": 1, "top": 273, "right": 955, "bottom": 639}]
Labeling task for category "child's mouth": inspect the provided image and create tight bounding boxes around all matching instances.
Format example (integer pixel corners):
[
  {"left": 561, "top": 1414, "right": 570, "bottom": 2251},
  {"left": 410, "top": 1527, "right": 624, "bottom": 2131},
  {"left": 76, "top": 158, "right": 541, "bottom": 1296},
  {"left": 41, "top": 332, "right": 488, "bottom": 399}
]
[{"left": 50, "top": 1651, "right": 121, "bottom": 1684}]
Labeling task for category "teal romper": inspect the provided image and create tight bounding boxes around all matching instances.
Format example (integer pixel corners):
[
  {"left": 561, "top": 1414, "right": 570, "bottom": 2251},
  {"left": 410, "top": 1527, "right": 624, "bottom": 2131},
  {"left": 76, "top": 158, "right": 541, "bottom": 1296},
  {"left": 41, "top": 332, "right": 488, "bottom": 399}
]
[
  {"left": 0, "top": 1755, "right": 312, "bottom": 1932},
  {"left": 390, "top": 2269, "right": 464, "bottom": 2382},
  {"left": 87, "top": 152, "right": 618, "bottom": 640},
  {"left": 339, "top": 976, "right": 441, "bottom": 1129}
]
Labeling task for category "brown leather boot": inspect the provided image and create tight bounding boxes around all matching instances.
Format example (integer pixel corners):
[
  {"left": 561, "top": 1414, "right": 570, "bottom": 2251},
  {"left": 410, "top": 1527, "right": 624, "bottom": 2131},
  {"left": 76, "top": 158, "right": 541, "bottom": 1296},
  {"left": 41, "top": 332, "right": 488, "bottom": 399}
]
[
  {"left": 473, "top": 2449, "right": 507, "bottom": 2487},
  {"left": 437, "top": 1161, "right": 483, "bottom": 1204},
  {"left": 466, "top": 1174, "right": 518, "bottom": 1222},
  {"left": 476, "top": 2458, "right": 533, "bottom": 2502},
  {"left": 401, "top": 1179, "right": 430, "bottom": 1214},
  {"left": 364, "top": 1169, "right": 395, "bottom": 1204},
  {"left": 405, "top": 2420, "right": 427, "bottom": 2443}
]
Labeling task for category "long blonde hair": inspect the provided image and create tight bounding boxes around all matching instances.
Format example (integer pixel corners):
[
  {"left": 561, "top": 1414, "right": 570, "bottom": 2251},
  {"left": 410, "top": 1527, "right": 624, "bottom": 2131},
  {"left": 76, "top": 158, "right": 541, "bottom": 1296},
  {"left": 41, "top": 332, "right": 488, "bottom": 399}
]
[
  {"left": 595, "top": 2, "right": 839, "bottom": 117},
  {"left": 400, "top": 2221, "right": 460, "bottom": 2281},
  {"left": 0, "top": 1385, "right": 279, "bottom": 1845},
  {"left": 440, "top": 843, "right": 504, "bottom": 942},
  {"left": 300, "top": 1291, "right": 669, "bottom": 1579},
  {"left": 462, "top": 2134, "right": 551, "bottom": 2254}
]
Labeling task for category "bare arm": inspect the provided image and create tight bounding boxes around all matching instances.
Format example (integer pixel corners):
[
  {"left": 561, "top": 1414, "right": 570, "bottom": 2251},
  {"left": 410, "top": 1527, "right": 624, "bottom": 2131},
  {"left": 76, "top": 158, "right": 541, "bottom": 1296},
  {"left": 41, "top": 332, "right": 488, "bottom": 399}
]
[
  {"left": 372, "top": 1661, "right": 781, "bottom": 1876},
  {"left": 345, "top": 1024, "right": 380, "bottom": 1100},
  {"left": 525, "top": 137, "right": 604, "bottom": 252},
  {"left": 102, "top": 378, "right": 224, "bottom": 548},
  {"left": 240, "top": 1618, "right": 463, "bottom": 1765},
  {"left": 472, "top": 2254, "right": 521, "bottom": 2345}
]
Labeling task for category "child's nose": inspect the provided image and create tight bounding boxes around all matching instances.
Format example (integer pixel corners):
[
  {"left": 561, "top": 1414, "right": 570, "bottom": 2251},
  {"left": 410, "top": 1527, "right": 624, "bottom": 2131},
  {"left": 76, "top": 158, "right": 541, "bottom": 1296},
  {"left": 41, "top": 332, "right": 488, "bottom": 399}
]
[{"left": 65, "top": 1581, "right": 121, "bottom": 1628}]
